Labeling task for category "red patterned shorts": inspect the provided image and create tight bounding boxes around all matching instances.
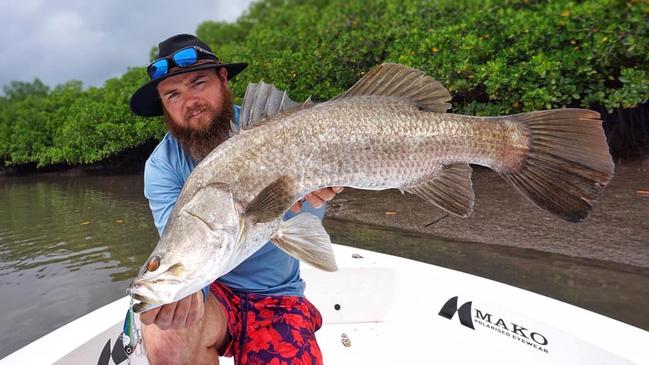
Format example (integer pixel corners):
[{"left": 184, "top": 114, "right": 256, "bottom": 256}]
[{"left": 209, "top": 281, "right": 323, "bottom": 365}]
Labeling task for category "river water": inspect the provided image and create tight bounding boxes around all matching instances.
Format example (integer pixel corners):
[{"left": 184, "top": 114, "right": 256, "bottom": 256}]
[{"left": 0, "top": 173, "right": 648, "bottom": 358}]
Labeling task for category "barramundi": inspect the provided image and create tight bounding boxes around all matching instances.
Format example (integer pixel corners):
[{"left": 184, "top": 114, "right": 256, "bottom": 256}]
[{"left": 129, "top": 63, "right": 614, "bottom": 312}]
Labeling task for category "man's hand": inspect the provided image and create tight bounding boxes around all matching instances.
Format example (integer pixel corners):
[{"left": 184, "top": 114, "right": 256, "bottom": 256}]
[
  {"left": 291, "top": 187, "right": 344, "bottom": 213},
  {"left": 139, "top": 291, "right": 205, "bottom": 331}
]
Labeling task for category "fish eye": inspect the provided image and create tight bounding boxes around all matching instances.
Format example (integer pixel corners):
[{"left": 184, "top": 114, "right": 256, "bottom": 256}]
[{"left": 146, "top": 256, "right": 160, "bottom": 272}]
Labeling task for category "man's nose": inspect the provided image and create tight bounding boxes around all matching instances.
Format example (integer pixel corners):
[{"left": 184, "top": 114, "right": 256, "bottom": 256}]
[{"left": 184, "top": 94, "right": 201, "bottom": 110}]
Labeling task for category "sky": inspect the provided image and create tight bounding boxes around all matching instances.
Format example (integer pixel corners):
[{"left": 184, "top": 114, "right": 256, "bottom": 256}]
[{"left": 0, "top": 0, "right": 255, "bottom": 91}]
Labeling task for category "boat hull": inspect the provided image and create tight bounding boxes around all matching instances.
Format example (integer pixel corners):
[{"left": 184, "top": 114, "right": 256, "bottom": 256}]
[{"left": 2, "top": 244, "right": 647, "bottom": 365}]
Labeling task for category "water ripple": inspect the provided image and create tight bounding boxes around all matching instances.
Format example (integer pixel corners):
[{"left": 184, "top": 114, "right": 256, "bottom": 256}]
[{"left": 0, "top": 174, "right": 160, "bottom": 358}]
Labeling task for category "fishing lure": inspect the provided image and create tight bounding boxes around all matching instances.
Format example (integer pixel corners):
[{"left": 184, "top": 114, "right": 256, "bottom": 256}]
[{"left": 121, "top": 297, "right": 142, "bottom": 361}]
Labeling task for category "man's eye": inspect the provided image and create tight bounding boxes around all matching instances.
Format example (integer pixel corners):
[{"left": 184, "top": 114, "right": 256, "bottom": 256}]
[
  {"left": 193, "top": 80, "right": 205, "bottom": 87},
  {"left": 167, "top": 92, "right": 178, "bottom": 100}
]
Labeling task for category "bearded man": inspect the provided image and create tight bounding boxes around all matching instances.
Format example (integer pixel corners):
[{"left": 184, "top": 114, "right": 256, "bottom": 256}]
[{"left": 129, "top": 34, "right": 341, "bottom": 365}]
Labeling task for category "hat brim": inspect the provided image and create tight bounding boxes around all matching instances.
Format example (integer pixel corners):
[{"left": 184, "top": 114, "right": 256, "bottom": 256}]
[{"left": 130, "top": 62, "right": 248, "bottom": 117}]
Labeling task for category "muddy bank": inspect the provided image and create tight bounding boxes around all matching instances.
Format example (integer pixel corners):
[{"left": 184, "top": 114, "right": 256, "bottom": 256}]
[{"left": 325, "top": 156, "right": 649, "bottom": 268}]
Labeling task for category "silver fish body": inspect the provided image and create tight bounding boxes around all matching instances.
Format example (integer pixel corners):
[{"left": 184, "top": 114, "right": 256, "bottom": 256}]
[
  {"left": 129, "top": 63, "right": 613, "bottom": 312},
  {"left": 197, "top": 97, "right": 525, "bottom": 193}
]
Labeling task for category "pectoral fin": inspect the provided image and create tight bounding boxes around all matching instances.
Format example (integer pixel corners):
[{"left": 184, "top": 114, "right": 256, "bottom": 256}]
[
  {"left": 271, "top": 213, "right": 338, "bottom": 272},
  {"left": 246, "top": 176, "right": 297, "bottom": 224},
  {"left": 403, "top": 163, "right": 474, "bottom": 217}
]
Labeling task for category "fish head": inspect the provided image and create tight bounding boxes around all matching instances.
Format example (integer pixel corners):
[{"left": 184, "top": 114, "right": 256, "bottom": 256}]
[{"left": 129, "top": 184, "right": 241, "bottom": 312}]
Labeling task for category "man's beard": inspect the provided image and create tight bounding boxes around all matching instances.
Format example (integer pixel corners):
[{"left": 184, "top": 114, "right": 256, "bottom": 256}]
[{"left": 165, "top": 87, "right": 234, "bottom": 162}]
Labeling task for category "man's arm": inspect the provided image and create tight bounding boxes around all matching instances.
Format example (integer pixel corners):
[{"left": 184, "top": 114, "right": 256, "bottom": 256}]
[
  {"left": 144, "top": 157, "right": 184, "bottom": 235},
  {"left": 142, "top": 157, "right": 206, "bottom": 329}
]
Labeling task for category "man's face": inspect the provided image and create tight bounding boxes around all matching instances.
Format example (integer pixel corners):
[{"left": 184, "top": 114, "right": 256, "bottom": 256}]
[
  {"left": 156, "top": 67, "right": 233, "bottom": 161},
  {"left": 157, "top": 67, "right": 228, "bottom": 132}
]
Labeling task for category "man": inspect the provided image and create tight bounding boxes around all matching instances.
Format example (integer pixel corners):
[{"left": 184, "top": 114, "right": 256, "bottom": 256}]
[{"left": 130, "top": 34, "right": 341, "bottom": 365}]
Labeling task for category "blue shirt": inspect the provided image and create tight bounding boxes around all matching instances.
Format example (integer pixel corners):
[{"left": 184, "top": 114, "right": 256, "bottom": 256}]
[{"left": 143, "top": 105, "right": 325, "bottom": 296}]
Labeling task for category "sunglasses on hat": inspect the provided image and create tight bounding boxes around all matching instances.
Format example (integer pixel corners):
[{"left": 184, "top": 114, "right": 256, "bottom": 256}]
[{"left": 146, "top": 46, "right": 219, "bottom": 80}]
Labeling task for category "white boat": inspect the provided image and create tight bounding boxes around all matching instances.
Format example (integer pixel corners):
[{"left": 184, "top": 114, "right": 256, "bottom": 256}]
[{"left": 2, "top": 244, "right": 648, "bottom": 365}]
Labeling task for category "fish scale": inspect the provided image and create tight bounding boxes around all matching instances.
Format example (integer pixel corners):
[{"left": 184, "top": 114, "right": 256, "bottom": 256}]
[{"left": 197, "top": 97, "right": 512, "bottom": 196}]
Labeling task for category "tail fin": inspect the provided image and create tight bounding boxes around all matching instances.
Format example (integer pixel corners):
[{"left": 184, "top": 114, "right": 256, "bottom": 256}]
[{"left": 500, "top": 109, "right": 614, "bottom": 222}]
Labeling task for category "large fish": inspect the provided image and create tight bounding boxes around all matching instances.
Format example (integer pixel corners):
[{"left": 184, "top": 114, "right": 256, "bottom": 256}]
[{"left": 129, "top": 63, "right": 614, "bottom": 312}]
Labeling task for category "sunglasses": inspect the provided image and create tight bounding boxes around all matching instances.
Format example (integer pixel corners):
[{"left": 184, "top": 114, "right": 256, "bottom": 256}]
[{"left": 147, "top": 46, "right": 219, "bottom": 80}]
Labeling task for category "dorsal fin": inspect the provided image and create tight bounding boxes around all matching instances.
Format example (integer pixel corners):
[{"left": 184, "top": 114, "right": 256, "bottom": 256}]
[
  {"left": 236, "top": 82, "right": 312, "bottom": 133},
  {"left": 333, "top": 63, "right": 452, "bottom": 112}
]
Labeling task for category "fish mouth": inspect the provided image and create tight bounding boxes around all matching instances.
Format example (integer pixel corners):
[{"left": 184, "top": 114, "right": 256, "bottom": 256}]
[
  {"left": 132, "top": 300, "right": 158, "bottom": 314},
  {"left": 128, "top": 288, "right": 168, "bottom": 314},
  {"left": 128, "top": 277, "right": 184, "bottom": 313},
  {"left": 129, "top": 293, "right": 158, "bottom": 313}
]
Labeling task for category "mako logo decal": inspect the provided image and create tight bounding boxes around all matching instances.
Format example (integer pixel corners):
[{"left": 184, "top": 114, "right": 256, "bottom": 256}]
[
  {"left": 438, "top": 296, "right": 550, "bottom": 354},
  {"left": 438, "top": 296, "right": 475, "bottom": 329},
  {"left": 97, "top": 334, "right": 129, "bottom": 365}
]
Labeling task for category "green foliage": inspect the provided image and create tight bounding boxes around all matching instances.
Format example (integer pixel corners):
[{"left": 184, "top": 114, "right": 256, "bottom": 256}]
[
  {"left": 0, "top": 79, "right": 54, "bottom": 165},
  {"left": 43, "top": 68, "right": 165, "bottom": 166},
  {"left": 0, "top": 69, "right": 165, "bottom": 167},
  {"left": 201, "top": 0, "right": 648, "bottom": 115},
  {"left": 0, "top": 0, "right": 647, "bottom": 167},
  {"left": 3, "top": 79, "right": 49, "bottom": 100}
]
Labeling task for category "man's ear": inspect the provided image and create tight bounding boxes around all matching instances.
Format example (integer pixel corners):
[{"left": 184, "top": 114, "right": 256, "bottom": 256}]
[{"left": 218, "top": 67, "right": 228, "bottom": 82}]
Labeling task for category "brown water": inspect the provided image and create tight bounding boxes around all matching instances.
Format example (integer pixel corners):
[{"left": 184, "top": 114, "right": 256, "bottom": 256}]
[
  {"left": 0, "top": 174, "right": 158, "bottom": 358},
  {"left": 0, "top": 172, "right": 647, "bottom": 358}
]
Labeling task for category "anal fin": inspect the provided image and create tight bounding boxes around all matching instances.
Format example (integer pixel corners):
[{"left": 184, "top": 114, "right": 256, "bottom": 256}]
[
  {"left": 403, "top": 163, "right": 474, "bottom": 217},
  {"left": 271, "top": 213, "right": 337, "bottom": 272}
]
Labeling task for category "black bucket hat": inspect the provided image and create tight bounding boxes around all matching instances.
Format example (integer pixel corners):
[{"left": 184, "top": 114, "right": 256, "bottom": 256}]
[{"left": 130, "top": 34, "right": 247, "bottom": 117}]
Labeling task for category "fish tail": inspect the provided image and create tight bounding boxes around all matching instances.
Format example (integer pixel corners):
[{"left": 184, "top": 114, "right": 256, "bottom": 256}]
[{"left": 500, "top": 109, "right": 614, "bottom": 222}]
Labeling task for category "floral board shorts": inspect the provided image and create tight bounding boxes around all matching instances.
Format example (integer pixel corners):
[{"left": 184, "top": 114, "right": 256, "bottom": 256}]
[{"left": 209, "top": 281, "right": 324, "bottom": 365}]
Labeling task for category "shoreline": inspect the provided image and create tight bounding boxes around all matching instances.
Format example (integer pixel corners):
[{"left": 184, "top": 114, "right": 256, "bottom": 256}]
[{"left": 325, "top": 156, "right": 649, "bottom": 269}]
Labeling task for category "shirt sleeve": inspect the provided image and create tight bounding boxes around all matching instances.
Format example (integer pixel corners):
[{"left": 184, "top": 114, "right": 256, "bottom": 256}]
[{"left": 144, "top": 156, "right": 183, "bottom": 236}]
